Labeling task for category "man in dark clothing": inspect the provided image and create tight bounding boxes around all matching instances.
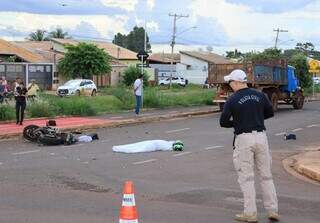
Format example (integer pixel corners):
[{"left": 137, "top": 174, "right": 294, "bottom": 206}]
[
  {"left": 15, "top": 83, "right": 28, "bottom": 125},
  {"left": 220, "top": 69, "right": 279, "bottom": 222},
  {"left": 0, "top": 80, "right": 4, "bottom": 104}
]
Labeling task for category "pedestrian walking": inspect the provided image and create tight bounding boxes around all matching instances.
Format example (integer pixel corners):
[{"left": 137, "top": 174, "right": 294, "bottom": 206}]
[
  {"left": 133, "top": 74, "right": 143, "bottom": 116},
  {"left": 219, "top": 69, "right": 279, "bottom": 222},
  {"left": 27, "top": 79, "right": 40, "bottom": 101},
  {"left": 15, "top": 82, "right": 28, "bottom": 125}
]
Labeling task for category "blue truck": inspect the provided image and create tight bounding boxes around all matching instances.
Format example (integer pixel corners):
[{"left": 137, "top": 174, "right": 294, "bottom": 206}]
[{"left": 208, "top": 60, "right": 305, "bottom": 111}]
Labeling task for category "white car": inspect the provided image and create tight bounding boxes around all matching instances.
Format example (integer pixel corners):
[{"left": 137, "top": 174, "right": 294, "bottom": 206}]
[
  {"left": 159, "top": 77, "right": 186, "bottom": 86},
  {"left": 57, "top": 79, "right": 97, "bottom": 97},
  {"left": 313, "top": 77, "right": 320, "bottom": 85}
]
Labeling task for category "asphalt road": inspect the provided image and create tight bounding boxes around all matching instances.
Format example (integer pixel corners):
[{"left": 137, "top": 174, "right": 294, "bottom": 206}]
[{"left": 0, "top": 102, "right": 320, "bottom": 223}]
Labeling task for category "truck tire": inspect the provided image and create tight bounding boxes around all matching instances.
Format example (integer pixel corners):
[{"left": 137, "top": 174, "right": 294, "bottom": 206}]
[
  {"left": 293, "top": 90, "right": 304, "bottom": 109},
  {"left": 270, "top": 92, "right": 279, "bottom": 112},
  {"left": 219, "top": 102, "right": 225, "bottom": 111}
]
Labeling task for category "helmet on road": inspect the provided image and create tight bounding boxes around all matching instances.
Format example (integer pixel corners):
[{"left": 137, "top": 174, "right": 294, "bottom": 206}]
[{"left": 173, "top": 140, "right": 184, "bottom": 151}]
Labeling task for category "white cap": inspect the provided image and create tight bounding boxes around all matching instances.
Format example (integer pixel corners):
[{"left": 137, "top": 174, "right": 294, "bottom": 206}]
[{"left": 224, "top": 69, "right": 247, "bottom": 83}]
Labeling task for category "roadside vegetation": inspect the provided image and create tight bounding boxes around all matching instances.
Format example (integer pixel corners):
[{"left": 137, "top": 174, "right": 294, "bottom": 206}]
[{"left": 0, "top": 85, "right": 215, "bottom": 121}]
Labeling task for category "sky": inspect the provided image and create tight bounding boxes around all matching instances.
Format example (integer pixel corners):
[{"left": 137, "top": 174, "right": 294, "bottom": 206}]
[{"left": 0, "top": 0, "right": 319, "bottom": 55}]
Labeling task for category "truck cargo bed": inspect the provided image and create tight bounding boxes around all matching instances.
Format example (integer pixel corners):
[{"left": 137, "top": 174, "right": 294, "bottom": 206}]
[{"left": 209, "top": 60, "right": 288, "bottom": 86}]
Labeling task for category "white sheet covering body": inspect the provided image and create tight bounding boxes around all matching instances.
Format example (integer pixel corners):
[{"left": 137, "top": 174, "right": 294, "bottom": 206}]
[{"left": 112, "top": 140, "right": 175, "bottom": 153}]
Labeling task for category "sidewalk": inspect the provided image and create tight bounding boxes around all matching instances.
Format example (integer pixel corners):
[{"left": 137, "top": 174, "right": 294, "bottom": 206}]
[
  {"left": 283, "top": 149, "right": 320, "bottom": 183},
  {"left": 0, "top": 106, "right": 219, "bottom": 140}
]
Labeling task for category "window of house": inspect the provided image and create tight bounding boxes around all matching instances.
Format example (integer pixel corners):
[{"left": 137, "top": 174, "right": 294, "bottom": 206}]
[
  {"left": 46, "top": 66, "right": 51, "bottom": 72},
  {"left": 36, "top": 66, "right": 44, "bottom": 72},
  {"left": 15, "top": 65, "right": 23, "bottom": 73},
  {"left": 0, "top": 65, "right": 5, "bottom": 72},
  {"left": 7, "top": 65, "right": 15, "bottom": 72},
  {"left": 29, "top": 66, "right": 36, "bottom": 72}
]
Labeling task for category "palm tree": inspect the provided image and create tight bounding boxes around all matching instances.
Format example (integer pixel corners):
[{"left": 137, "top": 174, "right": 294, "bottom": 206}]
[
  {"left": 48, "top": 28, "right": 70, "bottom": 39},
  {"left": 28, "top": 29, "right": 49, "bottom": 41}
]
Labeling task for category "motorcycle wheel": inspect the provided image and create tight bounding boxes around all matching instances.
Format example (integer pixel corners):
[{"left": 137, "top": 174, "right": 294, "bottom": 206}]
[{"left": 23, "top": 125, "right": 41, "bottom": 142}]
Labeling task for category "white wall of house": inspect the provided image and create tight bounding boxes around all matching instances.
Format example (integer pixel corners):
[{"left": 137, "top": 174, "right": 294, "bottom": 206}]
[{"left": 176, "top": 54, "right": 208, "bottom": 84}]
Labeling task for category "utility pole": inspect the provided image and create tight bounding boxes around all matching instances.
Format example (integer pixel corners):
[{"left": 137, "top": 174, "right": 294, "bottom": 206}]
[
  {"left": 169, "top": 13, "right": 189, "bottom": 87},
  {"left": 274, "top": 28, "right": 288, "bottom": 48}
]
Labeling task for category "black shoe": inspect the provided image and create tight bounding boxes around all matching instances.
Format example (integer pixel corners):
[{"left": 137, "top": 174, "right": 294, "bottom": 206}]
[
  {"left": 16, "top": 121, "right": 19, "bottom": 125},
  {"left": 19, "top": 122, "right": 23, "bottom": 125}
]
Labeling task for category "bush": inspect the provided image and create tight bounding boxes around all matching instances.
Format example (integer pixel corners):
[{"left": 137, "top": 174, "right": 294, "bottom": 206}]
[
  {"left": 0, "top": 104, "right": 15, "bottom": 121},
  {"left": 27, "top": 99, "right": 56, "bottom": 118},
  {"left": 107, "top": 87, "right": 135, "bottom": 109},
  {"left": 54, "top": 97, "right": 97, "bottom": 116},
  {"left": 143, "top": 88, "right": 162, "bottom": 108},
  {"left": 122, "top": 66, "right": 149, "bottom": 87}
]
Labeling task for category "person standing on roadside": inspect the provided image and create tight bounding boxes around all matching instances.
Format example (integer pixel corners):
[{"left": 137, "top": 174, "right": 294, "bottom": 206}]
[
  {"left": 133, "top": 74, "right": 143, "bottom": 116},
  {"left": 15, "top": 82, "right": 28, "bottom": 125},
  {"left": 27, "top": 79, "right": 40, "bottom": 101},
  {"left": 219, "top": 69, "right": 279, "bottom": 222}
]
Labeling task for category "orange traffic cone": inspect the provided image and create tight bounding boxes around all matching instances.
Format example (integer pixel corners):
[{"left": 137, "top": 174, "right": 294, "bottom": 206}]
[{"left": 119, "top": 181, "right": 138, "bottom": 223}]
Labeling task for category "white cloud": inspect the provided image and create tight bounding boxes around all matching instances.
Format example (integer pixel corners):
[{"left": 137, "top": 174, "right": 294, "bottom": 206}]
[
  {"left": 146, "top": 21, "right": 159, "bottom": 32},
  {"left": 0, "top": 12, "right": 129, "bottom": 40},
  {"left": 189, "top": 0, "right": 320, "bottom": 48},
  {"left": 100, "top": 0, "right": 139, "bottom": 11},
  {"left": 147, "top": 0, "right": 156, "bottom": 10},
  {"left": 135, "top": 16, "right": 159, "bottom": 32}
]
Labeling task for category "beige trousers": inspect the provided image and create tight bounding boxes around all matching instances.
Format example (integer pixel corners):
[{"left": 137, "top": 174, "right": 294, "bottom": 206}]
[{"left": 233, "top": 131, "right": 278, "bottom": 214}]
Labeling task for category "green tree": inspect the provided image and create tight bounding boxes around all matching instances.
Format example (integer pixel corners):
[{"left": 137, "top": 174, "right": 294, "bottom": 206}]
[
  {"left": 58, "top": 42, "right": 112, "bottom": 79},
  {"left": 288, "top": 53, "right": 312, "bottom": 89},
  {"left": 28, "top": 29, "right": 50, "bottom": 41},
  {"left": 48, "top": 28, "right": 70, "bottom": 39},
  {"left": 295, "top": 42, "right": 315, "bottom": 52},
  {"left": 122, "top": 66, "right": 149, "bottom": 87},
  {"left": 225, "top": 49, "right": 243, "bottom": 61},
  {"left": 248, "top": 48, "right": 283, "bottom": 62},
  {"left": 112, "top": 26, "right": 151, "bottom": 52},
  {"left": 112, "top": 33, "right": 127, "bottom": 47}
]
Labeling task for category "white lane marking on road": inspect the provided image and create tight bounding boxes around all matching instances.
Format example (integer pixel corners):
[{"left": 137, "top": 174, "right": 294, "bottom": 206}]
[
  {"left": 204, "top": 145, "right": 224, "bottom": 150},
  {"left": 225, "top": 196, "right": 262, "bottom": 203},
  {"left": 67, "top": 144, "right": 84, "bottom": 148},
  {"left": 307, "top": 124, "right": 320, "bottom": 128},
  {"left": 133, "top": 159, "right": 157, "bottom": 165},
  {"left": 292, "top": 128, "right": 303, "bottom": 132},
  {"left": 12, "top": 149, "right": 41, "bottom": 155},
  {"left": 166, "top": 128, "right": 190, "bottom": 134},
  {"left": 173, "top": 152, "right": 192, "bottom": 157},
  {"left": 275, "top": 132, "right": 286, "bottom": 136},
  {"left": 100, "top": 139, "right": 110, "bottom": 143}
]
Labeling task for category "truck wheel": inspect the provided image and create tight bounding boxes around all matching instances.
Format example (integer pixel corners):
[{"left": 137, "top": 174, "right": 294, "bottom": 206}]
[
  {"left": 270, "top": 92, "right": 278, "bottom": 112},
  {"left": 219, "top": 102, "right": 225, "bottom": 111},
  {"left": 293, "top": 91, "right": 304, "bottom": 109}
]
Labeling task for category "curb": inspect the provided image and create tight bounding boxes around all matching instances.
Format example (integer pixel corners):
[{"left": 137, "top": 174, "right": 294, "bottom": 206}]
[
  {"left": 283, "top": 151, "right": 320, "bottom": 184},
  {"left": 0, "top": 108, "right": 220, "bottom": 140},
  {"left": 294, "top": 163, "right": 320, "bottom": 182}
]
